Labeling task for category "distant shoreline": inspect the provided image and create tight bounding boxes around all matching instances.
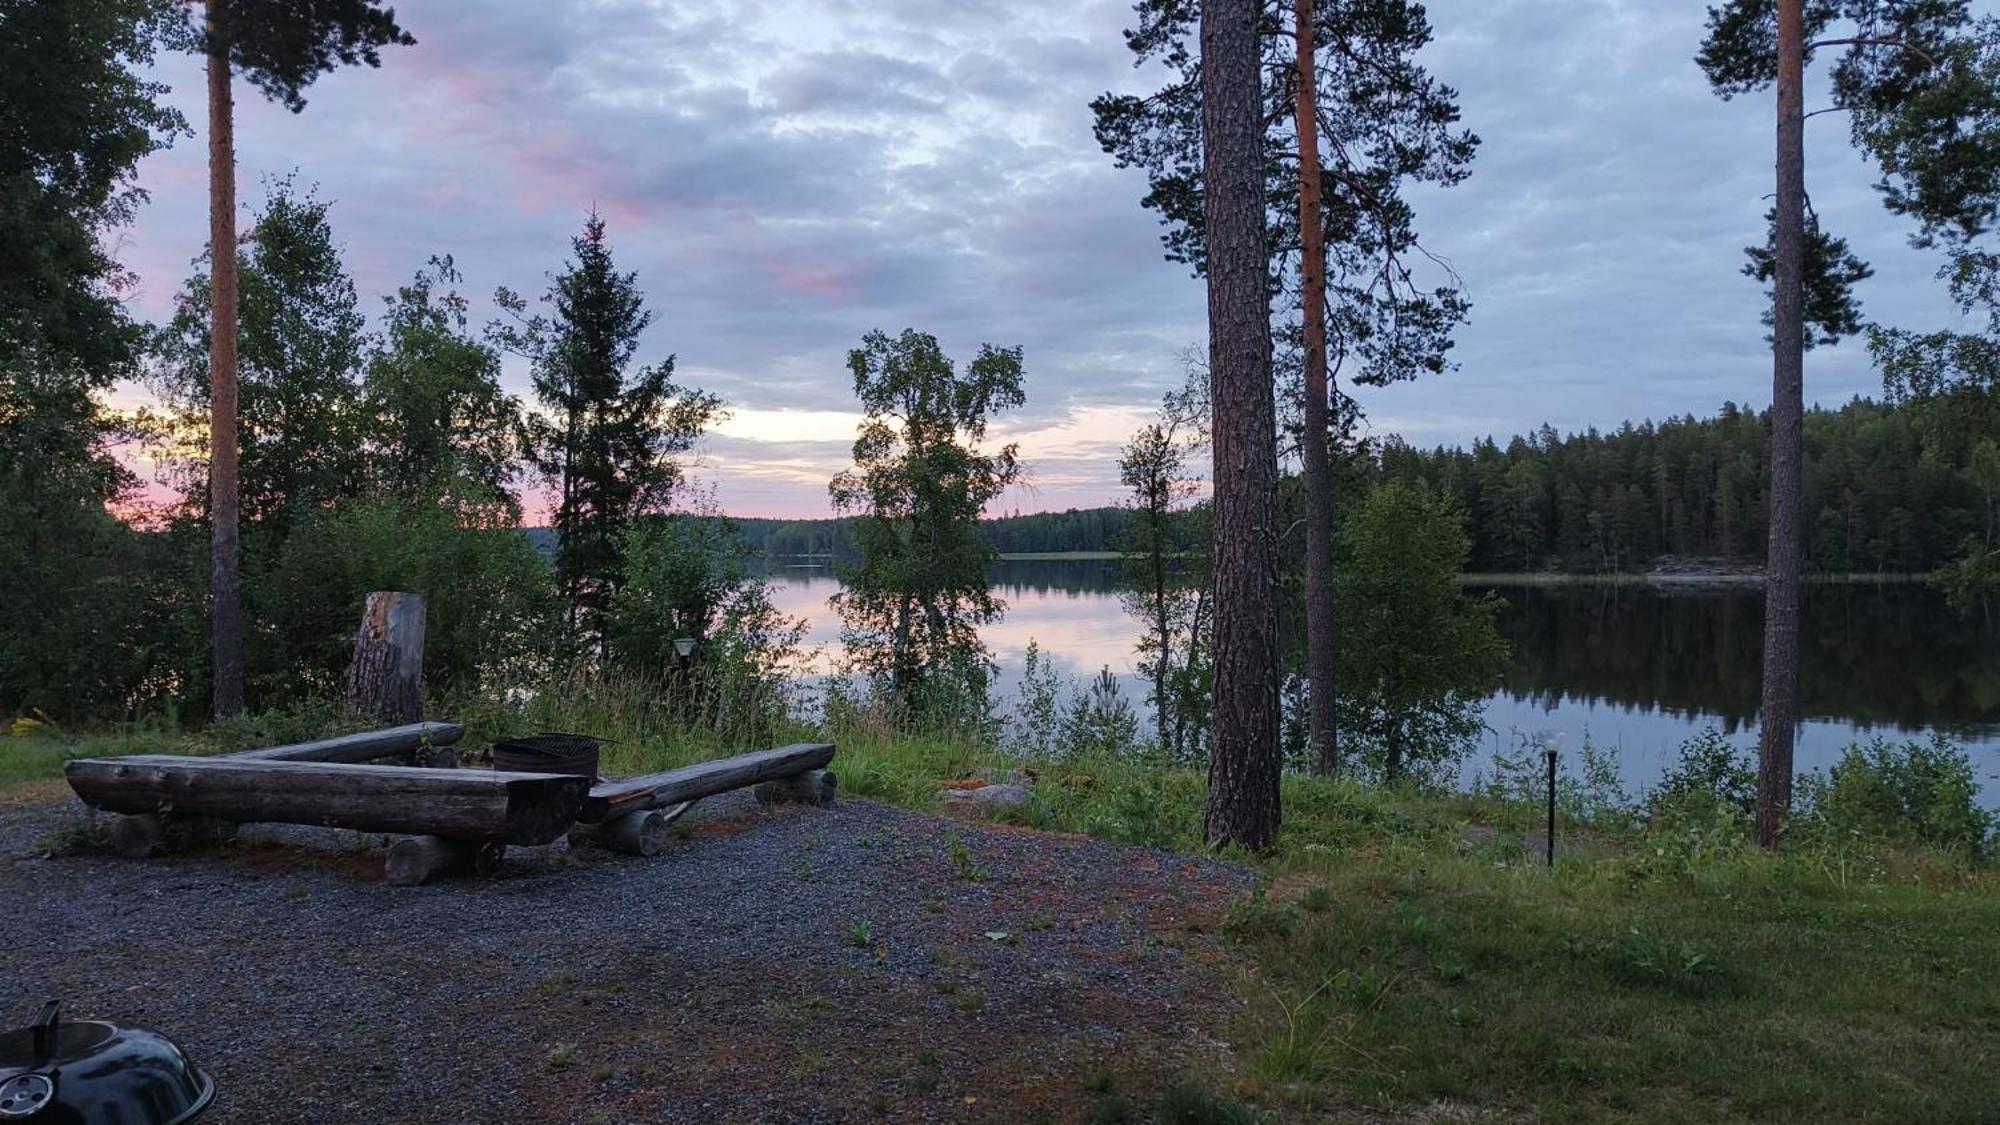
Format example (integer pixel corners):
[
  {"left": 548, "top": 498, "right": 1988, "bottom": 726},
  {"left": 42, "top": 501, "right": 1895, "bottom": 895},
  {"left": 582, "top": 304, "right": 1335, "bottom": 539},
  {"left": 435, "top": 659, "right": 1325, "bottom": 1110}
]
[{"left": 1462, "top": 570, "right": 1931, "bottom": 588}]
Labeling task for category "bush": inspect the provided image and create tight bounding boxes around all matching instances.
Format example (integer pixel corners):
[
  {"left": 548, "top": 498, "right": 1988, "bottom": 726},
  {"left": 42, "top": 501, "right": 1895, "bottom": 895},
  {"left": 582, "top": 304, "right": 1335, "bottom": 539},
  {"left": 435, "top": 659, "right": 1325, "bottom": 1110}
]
[
  {"left": 1796, "top": 735, "right": 1994, "bottom": 859},
  {"left": 1646, "top": 729, "right": 1756, "bottom": 825},
  {"left": 607, "top": 514, "right": 807, "bottom": 742},
  {"left": 258, "top": 498, "right": 558, "bottom": 705}
]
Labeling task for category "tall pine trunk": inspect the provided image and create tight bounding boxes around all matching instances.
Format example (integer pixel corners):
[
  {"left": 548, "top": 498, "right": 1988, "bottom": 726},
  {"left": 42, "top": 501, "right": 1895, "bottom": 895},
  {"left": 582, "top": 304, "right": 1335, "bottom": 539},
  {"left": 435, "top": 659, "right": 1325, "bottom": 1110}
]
[
  {"left": 206, "top": 27, "right": 244, "bottom": 720},
  {"left": 1294, "top": 0, "right": 1338, "bottom": 775},
  {"left": 1201, "top": 0, "right": 1282, "bottom": 851},
  {"left": 1757, "top": 0, "right": 1806, "bottom": 847}
]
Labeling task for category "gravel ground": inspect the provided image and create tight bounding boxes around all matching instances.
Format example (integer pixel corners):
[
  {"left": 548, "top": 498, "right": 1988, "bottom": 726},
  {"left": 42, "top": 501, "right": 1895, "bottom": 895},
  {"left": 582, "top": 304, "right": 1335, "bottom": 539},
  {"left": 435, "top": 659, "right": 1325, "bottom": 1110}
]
[{"left": 1, "top": 787, "right": 1255, "bottom": 1124}]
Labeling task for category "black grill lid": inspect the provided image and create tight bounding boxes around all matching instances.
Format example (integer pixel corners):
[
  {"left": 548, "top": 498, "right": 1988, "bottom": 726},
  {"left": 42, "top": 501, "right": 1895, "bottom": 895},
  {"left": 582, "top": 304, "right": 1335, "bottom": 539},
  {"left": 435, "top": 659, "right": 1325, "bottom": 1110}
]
[{"left": 0, "top": 1001, "right": 214, "bottom": 1123}]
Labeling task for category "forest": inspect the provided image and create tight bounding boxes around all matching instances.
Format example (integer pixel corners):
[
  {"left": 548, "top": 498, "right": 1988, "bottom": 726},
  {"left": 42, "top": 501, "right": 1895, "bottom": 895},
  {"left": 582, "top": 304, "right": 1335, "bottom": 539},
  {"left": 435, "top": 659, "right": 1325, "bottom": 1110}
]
[{"left": 734, "top": 392, "right": 1996, "bottom": 577}]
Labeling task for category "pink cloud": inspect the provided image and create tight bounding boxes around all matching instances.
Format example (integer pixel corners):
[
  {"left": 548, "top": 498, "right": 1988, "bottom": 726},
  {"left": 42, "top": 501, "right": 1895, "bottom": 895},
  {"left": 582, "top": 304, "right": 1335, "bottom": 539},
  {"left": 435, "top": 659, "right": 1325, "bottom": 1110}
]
[{"left": 758, "top": 257, "right": 864, "bottom": 301}]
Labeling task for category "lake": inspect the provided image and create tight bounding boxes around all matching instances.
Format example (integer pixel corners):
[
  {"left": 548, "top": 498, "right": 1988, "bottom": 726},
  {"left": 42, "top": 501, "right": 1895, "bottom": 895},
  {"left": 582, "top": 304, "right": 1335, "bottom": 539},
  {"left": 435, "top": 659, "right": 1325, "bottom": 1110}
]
[{"left": 762, "top": 559, "right": 2000, "bottom": 804}]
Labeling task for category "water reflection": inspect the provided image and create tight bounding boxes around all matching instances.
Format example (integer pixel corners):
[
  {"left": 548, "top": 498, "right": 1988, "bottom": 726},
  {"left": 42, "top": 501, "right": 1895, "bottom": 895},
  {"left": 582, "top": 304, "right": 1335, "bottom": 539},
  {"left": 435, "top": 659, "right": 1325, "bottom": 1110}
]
[{"left": 761, "top": 559, "right": 2000, "bottom": 800}]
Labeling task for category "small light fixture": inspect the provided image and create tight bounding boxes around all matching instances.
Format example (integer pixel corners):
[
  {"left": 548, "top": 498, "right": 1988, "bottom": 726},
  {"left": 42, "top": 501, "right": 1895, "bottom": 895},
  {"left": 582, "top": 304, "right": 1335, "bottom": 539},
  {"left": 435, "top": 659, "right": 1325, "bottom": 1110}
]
[{"left": 673, "top": 636, "right": 697, "bottom": 659}]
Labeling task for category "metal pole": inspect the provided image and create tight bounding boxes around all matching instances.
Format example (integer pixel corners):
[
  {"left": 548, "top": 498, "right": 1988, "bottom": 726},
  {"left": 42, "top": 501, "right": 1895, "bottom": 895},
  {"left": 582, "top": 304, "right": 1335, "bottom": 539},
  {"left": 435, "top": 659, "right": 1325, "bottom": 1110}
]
[{"left": 1544, "top": 743, "right": 1558, "bottom": 868}]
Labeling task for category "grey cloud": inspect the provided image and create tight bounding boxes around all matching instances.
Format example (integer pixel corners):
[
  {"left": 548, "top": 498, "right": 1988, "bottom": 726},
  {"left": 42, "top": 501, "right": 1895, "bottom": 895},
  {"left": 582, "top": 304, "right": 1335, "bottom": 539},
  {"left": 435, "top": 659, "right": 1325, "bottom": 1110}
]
[{"left": 115, "top": 0, "right": 1996, "bottom": 515}]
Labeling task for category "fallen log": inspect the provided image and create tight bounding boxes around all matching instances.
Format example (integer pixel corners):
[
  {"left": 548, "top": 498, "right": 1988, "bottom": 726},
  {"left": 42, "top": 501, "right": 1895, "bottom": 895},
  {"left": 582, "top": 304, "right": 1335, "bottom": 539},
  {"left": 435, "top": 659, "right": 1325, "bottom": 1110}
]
[
  {"left": 582, "top": 743, "right": 836, "bottom": 822},
  {"left": 567, "top": 801, "right": 694, "bottom": 857},
  {"left": 385, "top": 835, "right": 504, "bottom": 886},
  {"left": 65, "top": 757, "right": 586, "bottom": 845},
  {"left": 754, "top": 769, "right": 837, "bottom": 808},
  {"left": 228, "top": 721, "right": 464, "bottom": 764}
]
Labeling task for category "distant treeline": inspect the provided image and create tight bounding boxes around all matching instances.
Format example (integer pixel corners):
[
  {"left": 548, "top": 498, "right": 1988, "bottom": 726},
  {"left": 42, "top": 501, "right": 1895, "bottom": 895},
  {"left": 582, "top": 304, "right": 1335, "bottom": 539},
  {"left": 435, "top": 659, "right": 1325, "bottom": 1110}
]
[
  {"left": 710, "top": 508, "right": 1142, "bottom": 561},
  {"left": 1377, "top": 396, "right": 1986, "bottom": 574},
  {"left": 535, "top": 397, "right": 1980, "bottom": 576}
]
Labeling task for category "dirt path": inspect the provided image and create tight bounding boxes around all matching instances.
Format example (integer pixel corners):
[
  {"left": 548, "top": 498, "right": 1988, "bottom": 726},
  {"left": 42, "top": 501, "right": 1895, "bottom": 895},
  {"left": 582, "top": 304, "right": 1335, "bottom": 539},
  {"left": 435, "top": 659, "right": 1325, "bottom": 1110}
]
[{"left": 1, "top": 791, "right": 1254, "bottom": 1123}]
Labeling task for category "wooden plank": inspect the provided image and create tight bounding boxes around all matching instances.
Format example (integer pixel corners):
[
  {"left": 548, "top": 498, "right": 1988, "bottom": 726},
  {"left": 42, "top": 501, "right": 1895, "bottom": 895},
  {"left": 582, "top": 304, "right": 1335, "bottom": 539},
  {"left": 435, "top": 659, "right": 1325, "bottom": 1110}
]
[
  {"left": 228, "top": 722, "right": 464, "bottom": 764},
  {"left": 582, "top": 743, "right": 835, "bottom": 822},
  {"left": 64, "top": 757, "right": 586, "bottom": 845}
]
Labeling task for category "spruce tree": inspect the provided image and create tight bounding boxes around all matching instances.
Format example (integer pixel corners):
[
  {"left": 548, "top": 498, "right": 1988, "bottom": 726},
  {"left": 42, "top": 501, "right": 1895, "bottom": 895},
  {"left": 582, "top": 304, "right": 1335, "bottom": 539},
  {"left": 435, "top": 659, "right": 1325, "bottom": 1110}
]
[{"left": 499, "top": 214, "right": 720, "bottom": 648}]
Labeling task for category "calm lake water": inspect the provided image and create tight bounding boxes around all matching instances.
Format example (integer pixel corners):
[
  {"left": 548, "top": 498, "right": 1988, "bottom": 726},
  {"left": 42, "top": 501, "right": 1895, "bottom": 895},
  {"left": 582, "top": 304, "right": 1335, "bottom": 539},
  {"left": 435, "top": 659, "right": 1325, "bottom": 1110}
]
[{"left": 764, "top": 559, "right": 2000, "bottom": 803}]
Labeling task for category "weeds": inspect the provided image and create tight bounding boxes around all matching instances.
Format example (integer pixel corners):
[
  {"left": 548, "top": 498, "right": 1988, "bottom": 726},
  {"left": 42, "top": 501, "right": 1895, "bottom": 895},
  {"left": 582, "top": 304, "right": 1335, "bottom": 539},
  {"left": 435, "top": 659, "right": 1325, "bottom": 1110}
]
[{"left": 943, "top": 831, "right": 983, "bottom": 882}]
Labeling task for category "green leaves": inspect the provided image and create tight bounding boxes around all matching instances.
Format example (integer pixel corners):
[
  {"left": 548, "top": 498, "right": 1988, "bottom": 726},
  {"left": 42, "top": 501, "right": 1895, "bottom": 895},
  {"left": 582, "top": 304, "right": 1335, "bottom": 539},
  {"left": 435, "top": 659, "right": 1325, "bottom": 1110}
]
[{"left": 830, "top": 329, "right": 1023, "bottom": 718}]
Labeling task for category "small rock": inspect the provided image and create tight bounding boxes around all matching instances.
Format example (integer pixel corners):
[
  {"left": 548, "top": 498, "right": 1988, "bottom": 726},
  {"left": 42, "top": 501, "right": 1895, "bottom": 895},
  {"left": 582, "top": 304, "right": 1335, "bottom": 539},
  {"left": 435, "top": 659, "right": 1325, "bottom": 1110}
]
[
  {"left": 973, "top": 767, "right": 1029, "bottom": 787},
  {"left": 941, "top": 782, "right": 1031, "bottom": 810}
]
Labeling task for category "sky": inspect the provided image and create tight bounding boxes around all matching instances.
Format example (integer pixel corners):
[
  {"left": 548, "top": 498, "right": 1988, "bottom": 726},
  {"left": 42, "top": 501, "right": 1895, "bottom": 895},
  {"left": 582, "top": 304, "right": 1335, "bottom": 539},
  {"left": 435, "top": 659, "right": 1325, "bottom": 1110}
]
[{"left": 111, "top": 0, "right": 1990, "bottom": 519}]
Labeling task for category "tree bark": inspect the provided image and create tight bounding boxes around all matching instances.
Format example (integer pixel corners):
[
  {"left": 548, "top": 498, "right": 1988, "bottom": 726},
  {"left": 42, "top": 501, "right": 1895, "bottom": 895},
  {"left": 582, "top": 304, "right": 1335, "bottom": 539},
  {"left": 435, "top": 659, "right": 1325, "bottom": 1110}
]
[
  {"left": 1294, "top": 0, "right": 1338, "bottom": 776},
  {"left": 1757, "top": 0, "right": 1806, "bottom": 848},
  {"left": 345, "top": 592, "right": 428, "bottom": 726},
  {"left": 1200, "top": 0, "right": 1282, "bottom": 851},
  {"left": 206, "top": 25, "right": 243, "bottom": 720}
]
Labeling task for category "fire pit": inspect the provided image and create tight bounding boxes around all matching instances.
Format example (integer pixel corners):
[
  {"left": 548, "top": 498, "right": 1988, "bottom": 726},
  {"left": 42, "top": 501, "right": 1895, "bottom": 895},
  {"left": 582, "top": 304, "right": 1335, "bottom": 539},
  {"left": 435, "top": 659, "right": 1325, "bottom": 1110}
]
[{"left": 490, "top": 732, "right": 605, "bottom": 779}]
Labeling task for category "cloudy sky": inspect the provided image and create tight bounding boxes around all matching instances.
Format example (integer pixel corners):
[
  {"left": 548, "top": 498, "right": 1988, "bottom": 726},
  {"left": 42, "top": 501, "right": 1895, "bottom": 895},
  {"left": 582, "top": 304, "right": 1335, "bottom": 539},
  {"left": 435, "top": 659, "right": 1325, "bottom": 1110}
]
[{"left": 113, "top": 0, "right": 1987, "bottom": 518}]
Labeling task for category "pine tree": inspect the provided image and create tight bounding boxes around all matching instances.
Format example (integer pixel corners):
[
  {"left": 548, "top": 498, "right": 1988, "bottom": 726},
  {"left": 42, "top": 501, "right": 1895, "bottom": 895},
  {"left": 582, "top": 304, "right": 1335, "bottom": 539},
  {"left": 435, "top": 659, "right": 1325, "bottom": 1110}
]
[
  {"left": 1196, "top": 0, "right": 1283, "bottom": 851},
  {"left": 176, "top": 0, "right": 414, "bottom": 717},
  {"left": 1699, "top": 0, "right": 1999, "bottom": 844},
  {"left": 1093, "top": 0, "right": 1477, "bottom": 775}
]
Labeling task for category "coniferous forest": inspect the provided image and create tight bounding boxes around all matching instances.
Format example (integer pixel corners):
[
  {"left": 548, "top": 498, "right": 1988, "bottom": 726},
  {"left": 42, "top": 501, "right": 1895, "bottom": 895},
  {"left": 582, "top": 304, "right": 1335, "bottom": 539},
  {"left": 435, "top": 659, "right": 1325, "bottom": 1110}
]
[{"left": 738, "top": 394, "right": 1993, "bottom": 576}]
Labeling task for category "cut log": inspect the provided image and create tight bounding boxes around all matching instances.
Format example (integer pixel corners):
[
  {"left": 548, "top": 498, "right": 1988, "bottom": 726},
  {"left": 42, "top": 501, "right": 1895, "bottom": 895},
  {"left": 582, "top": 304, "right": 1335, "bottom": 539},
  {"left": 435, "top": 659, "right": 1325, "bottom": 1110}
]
[
  {"left": 754, "top": 769, "right": 837, "bottom": 808},
  {"left": 583, "top": 743, "right": 836, "bottom": 822},
  {"left": 65, "top": 757, "right": 588, "bottom": 845},
  {"left": 228, "top": 721, "right": 464, "bottom": 764},
  {"left": 111, "top": 813, "right": 160, "bottom": 859},
  {"left": 106, "top": 813, "right": 236, "bottom": 858},
  {"left": 346, "top": 591, "right": 427, "bottom": 724},
  {"left": 567, "top": 801, "right": 694, "bottom": 857},
  {"left": 385, "top": 836, "right": 504, "bottom": 886}
]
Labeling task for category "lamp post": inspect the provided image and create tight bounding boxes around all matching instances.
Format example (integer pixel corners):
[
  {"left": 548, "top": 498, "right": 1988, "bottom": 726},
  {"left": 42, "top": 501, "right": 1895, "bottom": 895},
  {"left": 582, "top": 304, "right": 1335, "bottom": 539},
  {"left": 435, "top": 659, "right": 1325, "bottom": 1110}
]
[
  {"left": 1543, "top": 737, "right": 1559, "bottom": 869},
  {"left": 673, "top": 637, "right": 697, "bottom": 721}
]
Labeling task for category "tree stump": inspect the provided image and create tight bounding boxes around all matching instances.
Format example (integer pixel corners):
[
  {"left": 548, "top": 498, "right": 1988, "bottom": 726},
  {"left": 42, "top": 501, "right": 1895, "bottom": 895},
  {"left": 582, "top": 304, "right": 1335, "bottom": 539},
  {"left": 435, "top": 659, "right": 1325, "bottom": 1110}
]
[
  {"left": 346, "top": 591, "right": 427, "bottom": 725},
  {"left": 385, "top": 836, "right": 503, "bottom": 886},
  {"left": 753, "top": 769, "right": 837, "bottom": 808}
]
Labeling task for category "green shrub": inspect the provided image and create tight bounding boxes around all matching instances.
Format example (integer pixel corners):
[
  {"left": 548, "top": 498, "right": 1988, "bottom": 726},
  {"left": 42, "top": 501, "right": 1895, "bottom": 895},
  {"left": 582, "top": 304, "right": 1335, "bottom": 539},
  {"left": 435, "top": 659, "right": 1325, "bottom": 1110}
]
[
  {"left": 1646, "top": 729, "right": 1756, "bottom": 824},
  {"left": 1796, "top": 735, "right": 1993, "bottom": 859}
]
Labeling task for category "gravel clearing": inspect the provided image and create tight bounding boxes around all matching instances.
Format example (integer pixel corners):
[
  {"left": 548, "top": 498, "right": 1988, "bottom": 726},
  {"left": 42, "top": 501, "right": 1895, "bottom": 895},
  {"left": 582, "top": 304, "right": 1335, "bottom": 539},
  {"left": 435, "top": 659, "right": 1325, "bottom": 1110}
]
[{"left": 1, "top": 788, "right": 1255, "bottom": 1123}]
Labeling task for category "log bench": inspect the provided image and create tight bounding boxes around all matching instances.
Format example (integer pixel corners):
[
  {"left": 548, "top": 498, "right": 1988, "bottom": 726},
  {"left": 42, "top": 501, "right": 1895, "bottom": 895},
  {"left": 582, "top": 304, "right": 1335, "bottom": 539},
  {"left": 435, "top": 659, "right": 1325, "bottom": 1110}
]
[
  {"left": 568, "top": 742, "right": 837, "bottom": 857},
  {"left": 226, "top": 720, "right": 463, "bottom": 766},
  {"left": 62, "top": 733, "right": 838, "bottom": 884}
]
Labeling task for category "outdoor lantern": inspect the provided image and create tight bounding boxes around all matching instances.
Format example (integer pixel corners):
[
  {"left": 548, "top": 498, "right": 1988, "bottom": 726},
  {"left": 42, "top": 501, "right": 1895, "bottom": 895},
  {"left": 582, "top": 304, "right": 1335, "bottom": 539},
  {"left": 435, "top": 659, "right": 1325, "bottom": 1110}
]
[{"left": 673, "top": 637, "right": 697, "bottom": 659}]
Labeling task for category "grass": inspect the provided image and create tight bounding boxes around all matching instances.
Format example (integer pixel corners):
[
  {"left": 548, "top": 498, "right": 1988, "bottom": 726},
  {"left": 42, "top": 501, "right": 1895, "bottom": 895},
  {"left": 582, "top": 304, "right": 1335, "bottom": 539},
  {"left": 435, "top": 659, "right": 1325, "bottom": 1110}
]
[{"left": 13, "top": 707, "right": 1998, "bottom": 1122}]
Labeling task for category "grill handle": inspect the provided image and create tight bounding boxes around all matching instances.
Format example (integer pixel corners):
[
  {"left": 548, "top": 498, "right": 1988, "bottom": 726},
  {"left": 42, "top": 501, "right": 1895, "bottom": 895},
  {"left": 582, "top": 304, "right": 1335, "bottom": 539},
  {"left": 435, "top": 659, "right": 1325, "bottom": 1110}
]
[{"left": 31, "top": 1001, "right": 58, "bottom": 1057}]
